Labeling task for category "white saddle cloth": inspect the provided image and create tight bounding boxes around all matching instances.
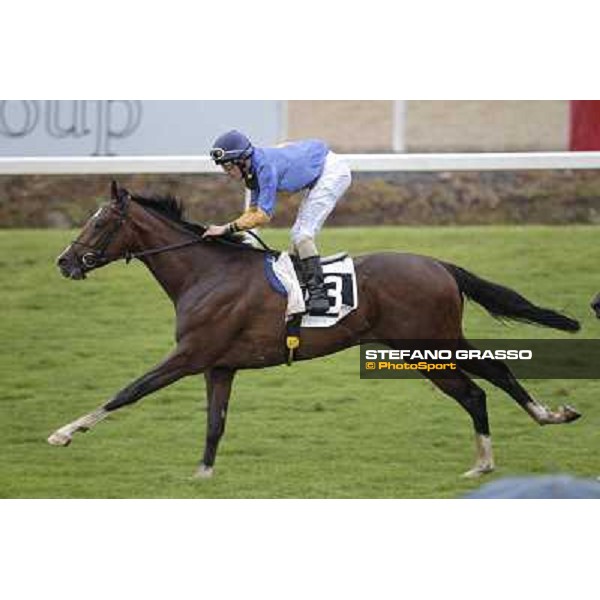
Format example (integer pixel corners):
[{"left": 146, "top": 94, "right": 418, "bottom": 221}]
[
  {"left": 271, "top": 252, "right": 358, "bottom": 328},
  {"left": 271, "top": 252, "right": 306, "bottom": 316}
]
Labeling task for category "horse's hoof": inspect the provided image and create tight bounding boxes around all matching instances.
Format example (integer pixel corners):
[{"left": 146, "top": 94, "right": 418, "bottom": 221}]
[
  {"left": 561, "top": 405, "right": 581, "bottom": 423},
  {"left": 47, "top": 431, "right": 72, "bottom": 446},
  {"left": 193, "top": 465, "right": 214, "bottom": 479},
  {"left": 462, "top": 465, "right": 494, "bottom": 479}
]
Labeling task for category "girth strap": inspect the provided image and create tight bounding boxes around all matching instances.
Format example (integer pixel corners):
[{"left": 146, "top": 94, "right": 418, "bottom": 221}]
[{"left": 285, "top": 314, "right": 303, "bottom": 366}]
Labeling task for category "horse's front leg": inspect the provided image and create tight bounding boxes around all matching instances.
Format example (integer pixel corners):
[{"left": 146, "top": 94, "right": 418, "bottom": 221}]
[
  {"left": 48, "top": 348, "right": 194, "bottom": 446},
  {"left": 194, "top": 367, "right": 236, "bottom": 479}
]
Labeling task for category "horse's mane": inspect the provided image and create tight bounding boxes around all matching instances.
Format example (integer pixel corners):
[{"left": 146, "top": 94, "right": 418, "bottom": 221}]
[
  {"left": 128, "top": 192, "right": 272, "bottom": 254},
  {"left": 130, "top": 193, "right": 206, "bottom": 236}
]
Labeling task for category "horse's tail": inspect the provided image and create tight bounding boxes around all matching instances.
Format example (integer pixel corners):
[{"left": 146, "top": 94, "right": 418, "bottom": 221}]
[{"left": 441, "top": 262, "right": 580, "bottom": 333}]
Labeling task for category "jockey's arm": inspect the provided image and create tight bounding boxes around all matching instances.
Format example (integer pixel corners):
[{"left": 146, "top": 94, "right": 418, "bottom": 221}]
[
  {"left": 203, "top": 163, "right": 275, "bottom": 238},
  {"left": 228, "top": 206, "right": 271, "bottom": 233},
  {"left": 228, "top": 165, "right": 276, "bottom": 233}
]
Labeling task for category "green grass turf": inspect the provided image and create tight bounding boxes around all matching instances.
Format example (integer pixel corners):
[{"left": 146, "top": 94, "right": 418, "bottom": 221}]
[{"left": 1, "top": 226, "right": 599, "bottom": 498}]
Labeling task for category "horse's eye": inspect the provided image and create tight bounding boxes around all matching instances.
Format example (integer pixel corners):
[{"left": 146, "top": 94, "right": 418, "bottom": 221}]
[{"left": 93, "top": 220, "right": 105, "bottom": 230}]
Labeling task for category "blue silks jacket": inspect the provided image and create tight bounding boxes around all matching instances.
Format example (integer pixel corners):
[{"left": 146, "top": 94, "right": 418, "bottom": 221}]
[{"left": 249, "top": 140, "right": 329, "bottom": 216}]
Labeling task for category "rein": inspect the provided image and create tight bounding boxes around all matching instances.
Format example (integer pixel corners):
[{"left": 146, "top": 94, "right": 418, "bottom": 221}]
[
  {"left": 126, "top": 232, "right": 278, "bottom": 262},
  {"left": 242, "top": 229, "right": 276, "bottom": 253},
  {"left": 124, "top": 238, "right": 205, "bottom": 263},
  {"left": 122, "top": 207, "right": 278, "bottom": 263},
  {"left": 73, "top": 194, "right": 278, "bottom": 273}
]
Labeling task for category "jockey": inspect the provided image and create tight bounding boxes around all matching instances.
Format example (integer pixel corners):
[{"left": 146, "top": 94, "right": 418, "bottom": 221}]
[{"left": 203, "top": 129, "right": 352, "bottom": 315}]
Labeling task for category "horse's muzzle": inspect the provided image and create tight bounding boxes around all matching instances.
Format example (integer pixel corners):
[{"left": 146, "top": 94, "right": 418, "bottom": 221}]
[{"left": 56, "top": 250, "right": 87, "bottom": 280}]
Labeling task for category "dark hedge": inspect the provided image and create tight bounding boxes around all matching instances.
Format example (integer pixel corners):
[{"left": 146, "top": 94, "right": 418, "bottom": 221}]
[{"left": 2, "top": 170, "right": 600, "bottom": 228}]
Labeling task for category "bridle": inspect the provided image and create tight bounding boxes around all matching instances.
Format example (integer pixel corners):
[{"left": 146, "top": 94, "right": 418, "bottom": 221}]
[
  {"left": 71, "top": 193, "right": 276, "bottom": 272},
  {"left": 71, "top": 202, "right": 129, "bottom": 269}
]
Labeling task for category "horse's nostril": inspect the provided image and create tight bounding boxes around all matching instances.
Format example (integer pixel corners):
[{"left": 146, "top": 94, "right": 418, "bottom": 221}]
[{"left": 57, "top": 256, "right": 67, "bottom": 266}]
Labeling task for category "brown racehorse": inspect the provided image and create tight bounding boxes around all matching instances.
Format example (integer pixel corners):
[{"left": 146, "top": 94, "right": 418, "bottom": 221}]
[
  {"left": 49, "top": 182, "right": 581, "bottom": 478},
  {"left": 592, "top": 293, "right": 600, "bottom": 318}
]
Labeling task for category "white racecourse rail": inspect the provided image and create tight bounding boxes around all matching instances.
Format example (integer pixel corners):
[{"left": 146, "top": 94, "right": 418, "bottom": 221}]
[{"left": 1, "top": 152, "right": 600, "bottom": 175}]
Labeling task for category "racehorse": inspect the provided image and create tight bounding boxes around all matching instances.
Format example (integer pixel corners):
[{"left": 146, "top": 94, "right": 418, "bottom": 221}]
[
  {"left": 591, "top": 293, "right": 600, "bottom": 318},
  {"left": 49, "top": 181, "right": 581, "bottom": 479}
]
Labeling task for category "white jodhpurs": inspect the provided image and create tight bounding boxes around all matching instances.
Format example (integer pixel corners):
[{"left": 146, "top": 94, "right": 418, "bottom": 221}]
[{"left": 290, "top": 151, "right": 351, "bottom": 255}]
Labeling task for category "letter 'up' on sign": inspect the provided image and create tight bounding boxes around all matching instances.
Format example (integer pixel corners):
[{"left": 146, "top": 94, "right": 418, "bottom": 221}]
[{"left": 94, "top": 101, "right": 142, "bottom": 156}]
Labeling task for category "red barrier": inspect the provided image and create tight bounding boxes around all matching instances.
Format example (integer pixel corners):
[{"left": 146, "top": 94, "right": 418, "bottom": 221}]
[{"left": 570, "top": 101, "right": 600, "bottom": 150}]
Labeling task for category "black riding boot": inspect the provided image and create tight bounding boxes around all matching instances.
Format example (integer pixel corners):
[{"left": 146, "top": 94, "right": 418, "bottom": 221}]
[{"left": 301, "top": 256, "right": 330, "bottom": 315}]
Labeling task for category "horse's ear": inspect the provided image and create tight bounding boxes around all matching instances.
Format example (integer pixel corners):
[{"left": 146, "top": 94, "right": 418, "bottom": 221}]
[{"left": 111, "top": 180, "right": 119, "bottom": 200}]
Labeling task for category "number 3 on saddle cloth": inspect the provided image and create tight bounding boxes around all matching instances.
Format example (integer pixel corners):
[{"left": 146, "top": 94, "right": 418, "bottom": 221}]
[{"left": 264, "top": 252, "right": 359, "bottom": 364}]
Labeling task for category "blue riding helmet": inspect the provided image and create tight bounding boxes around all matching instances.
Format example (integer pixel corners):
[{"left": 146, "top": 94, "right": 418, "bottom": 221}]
[{"left": 210, "top": 130, "right": 254, "bottom": 164}]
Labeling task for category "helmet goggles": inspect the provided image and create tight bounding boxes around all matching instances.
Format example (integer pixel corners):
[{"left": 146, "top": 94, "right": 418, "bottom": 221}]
[
  {"left": 209, "top": 139, "right": 253, "bottom": 164},
  {"left": 210, "top": 147, "right": 237, "bottom": 163}
]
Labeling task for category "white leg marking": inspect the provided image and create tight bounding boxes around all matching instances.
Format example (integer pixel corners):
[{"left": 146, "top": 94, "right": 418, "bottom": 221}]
[
  {"left": 463, "top": 434, "right": 495, "bottom": 478},
  {"left": 48, "top": 408, "right": 109, "bottom": 446},
  {"left": 525, "top": 402, "right": 581, "bottom": 425},
  {"left": 525, "top": 401, "right": 552, "bottom": 424},
  {"left": 193, "top": 465, "right": 214, "bottom": 479}
]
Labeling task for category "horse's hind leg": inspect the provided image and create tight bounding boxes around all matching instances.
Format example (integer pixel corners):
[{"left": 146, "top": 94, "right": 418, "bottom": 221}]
[
  {"left": 457, "top": 340, "right": 581, "bottom": 426},
  {"left": 424, "top": 370, "right": 494, "bottom": 478}
]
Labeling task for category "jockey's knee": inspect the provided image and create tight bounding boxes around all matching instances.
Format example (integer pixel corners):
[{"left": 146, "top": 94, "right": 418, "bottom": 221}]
[{"left": 292, "top": 235, "right": 318, "bottom": 259}]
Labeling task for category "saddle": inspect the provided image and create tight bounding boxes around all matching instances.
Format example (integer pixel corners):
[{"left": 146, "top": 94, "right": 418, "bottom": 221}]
[{"left": 264, "top": 251, "right": 359, "bottom": 364}]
